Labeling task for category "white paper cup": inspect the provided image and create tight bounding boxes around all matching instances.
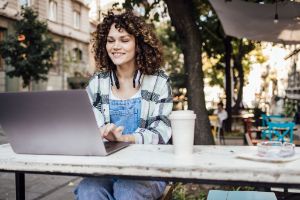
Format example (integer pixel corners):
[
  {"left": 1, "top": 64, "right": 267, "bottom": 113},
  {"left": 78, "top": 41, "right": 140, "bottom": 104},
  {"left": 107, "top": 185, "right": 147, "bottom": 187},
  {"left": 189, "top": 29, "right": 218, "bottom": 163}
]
[{"left": 169, "top": 110, "right": 196, "bottom": 156}]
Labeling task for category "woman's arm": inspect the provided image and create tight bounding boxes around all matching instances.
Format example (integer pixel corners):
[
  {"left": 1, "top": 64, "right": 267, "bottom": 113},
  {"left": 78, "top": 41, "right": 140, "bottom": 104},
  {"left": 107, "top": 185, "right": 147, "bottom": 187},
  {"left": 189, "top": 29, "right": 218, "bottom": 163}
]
[
  {"left": 133, "top": 75, "right": 173, "bottom": 144},
  {"left": 86, "top": 74, "right": 105, "bottom": 128}
]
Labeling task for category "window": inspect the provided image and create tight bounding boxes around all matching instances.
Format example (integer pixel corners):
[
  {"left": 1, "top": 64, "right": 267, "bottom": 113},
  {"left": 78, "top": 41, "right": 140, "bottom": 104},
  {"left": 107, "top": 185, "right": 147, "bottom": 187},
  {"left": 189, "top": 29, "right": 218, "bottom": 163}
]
[
  {"left": 50, "top": 51, "right": 59, "bottom": 73},
  {"left": 19, "top": 0, "right": 31, "bottom": 7},
  {"left": 48, "top": 0, "right": 57, "bottom": 21},
  {"left": 73, "top": 11, "right": 80, "bottom": 29},
  {"left": 72, "top": 48, "right": 82, "bottom": 62}
]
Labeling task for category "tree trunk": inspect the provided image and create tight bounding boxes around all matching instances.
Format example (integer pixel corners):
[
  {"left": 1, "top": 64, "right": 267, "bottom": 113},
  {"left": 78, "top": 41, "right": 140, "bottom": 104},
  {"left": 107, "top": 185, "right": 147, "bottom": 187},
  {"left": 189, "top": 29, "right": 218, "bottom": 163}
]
[
  {"left": 224, "top": 36, "right": 232, "bottom": 132},
  {"left": 232, "top": 56, "right": 244, "bottom": 114},
  {"left": 28, "top": 80, "right": 32, "bottom": 91},
  {"left": 233, "top": 40, "right": 245, "bottom": 114},
  {"left": 165, "top": 0, "right": 214, "bottom": 145}
]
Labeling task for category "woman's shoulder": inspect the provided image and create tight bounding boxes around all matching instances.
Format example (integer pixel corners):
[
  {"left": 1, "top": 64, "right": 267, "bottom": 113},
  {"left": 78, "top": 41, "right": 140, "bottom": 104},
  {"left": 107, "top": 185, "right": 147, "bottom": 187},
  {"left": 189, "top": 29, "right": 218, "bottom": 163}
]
[
  {"left": 87, "top": 71, "right": 110, "bottom": 87},
  {"left": 92, "top": 71, "right": 110, "bottom": 79},
  {"left": 150, "top": 69, "right": 169, "bottom": 80},
  {"left": 142, "top": 69, "right": 171, "bottom": 92},
  {"left": 88, "top": 71, "right": 110, "bottom": 81}
]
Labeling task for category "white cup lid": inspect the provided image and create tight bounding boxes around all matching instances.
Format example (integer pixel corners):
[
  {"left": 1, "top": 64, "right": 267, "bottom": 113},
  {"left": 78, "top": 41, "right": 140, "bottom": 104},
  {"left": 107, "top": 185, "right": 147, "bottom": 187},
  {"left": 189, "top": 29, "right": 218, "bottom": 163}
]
[{"left": 169, "top": 110, "right": 196, "bottom": 119}]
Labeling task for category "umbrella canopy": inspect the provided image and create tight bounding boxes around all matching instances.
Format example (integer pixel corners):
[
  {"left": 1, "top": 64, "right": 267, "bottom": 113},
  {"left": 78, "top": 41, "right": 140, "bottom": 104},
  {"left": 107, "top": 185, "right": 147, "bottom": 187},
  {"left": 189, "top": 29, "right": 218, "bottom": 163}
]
[{"left": 209, "top": 0, "right": 300, "bottom": 44}]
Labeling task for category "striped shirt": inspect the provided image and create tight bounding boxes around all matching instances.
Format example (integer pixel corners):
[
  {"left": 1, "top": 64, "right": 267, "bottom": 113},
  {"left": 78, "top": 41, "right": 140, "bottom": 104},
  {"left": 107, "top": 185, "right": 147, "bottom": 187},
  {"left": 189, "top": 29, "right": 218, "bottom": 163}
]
[{"left": 86, "top": 70, "right": 173, "bottom": 144}]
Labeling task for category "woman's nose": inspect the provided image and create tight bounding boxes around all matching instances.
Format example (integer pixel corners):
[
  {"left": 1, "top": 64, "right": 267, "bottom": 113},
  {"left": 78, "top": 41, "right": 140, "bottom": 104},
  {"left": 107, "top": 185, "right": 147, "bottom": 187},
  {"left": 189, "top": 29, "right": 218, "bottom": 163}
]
[{"left": 112, "top": 41, "right": 121, "bottom": 50}]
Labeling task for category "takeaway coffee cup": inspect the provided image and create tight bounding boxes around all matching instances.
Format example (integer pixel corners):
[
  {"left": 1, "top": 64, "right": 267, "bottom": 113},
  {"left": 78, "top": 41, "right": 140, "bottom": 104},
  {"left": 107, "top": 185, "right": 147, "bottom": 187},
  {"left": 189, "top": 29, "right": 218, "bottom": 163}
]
[{"left": 169, "top": 110, "right": 196, "bottom": 156}]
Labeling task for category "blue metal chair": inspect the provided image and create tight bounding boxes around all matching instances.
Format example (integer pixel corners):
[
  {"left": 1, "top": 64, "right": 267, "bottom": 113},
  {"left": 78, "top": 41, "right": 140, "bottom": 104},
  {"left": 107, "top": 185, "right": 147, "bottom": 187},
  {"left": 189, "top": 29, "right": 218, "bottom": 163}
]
[
  {"left": 267, "top": 122, "right": 295, "bottom": 143},
  {"left": 261, "top": 114, "right": 283, "bottom": 139}
]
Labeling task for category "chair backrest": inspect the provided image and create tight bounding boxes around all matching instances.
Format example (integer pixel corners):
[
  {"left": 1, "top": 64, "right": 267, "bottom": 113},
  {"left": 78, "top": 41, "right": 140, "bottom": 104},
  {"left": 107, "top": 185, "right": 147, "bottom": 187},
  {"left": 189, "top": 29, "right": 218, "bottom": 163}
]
[
  {"left": 244, "top": 118, "right": 254, "bottom": 139},
  {"left": 243, "top": 118, "right": 256, "bottom": 146},
  {"left": 261, "top": 114, "right": 283, "bottom": 126},
  {"left": 268, "top": 122, "right": 295, "bottom": 143},
  {"left": 244, "top": 117, "right": 251, "bottom": 130},
  {"left": 269, "top": 117, "right": 294, "bottom": 123}
]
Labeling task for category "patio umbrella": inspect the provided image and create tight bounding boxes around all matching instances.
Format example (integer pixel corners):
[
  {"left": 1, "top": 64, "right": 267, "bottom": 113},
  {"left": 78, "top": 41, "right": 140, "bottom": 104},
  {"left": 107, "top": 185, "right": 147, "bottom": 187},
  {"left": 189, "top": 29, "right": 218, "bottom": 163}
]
[{"left": 209, "top": 0, "right": 300, "bottom": 45}]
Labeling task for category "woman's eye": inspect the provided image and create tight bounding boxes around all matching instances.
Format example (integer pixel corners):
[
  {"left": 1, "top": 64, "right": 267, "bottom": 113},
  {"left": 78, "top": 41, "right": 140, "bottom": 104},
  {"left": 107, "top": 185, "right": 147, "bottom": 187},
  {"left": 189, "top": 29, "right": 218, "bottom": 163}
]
[{"left": 107, "top": 40, "right": 114, "bottom": 43}]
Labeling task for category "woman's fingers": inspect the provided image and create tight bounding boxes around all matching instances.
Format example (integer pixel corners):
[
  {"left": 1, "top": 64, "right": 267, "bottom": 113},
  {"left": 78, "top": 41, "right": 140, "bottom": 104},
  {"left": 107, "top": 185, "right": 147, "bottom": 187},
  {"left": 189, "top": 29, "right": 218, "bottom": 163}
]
[
  {"left": 100, "top": 124, "right": 125, "bottom": 141},
  {"left": 114, "top": 126, "right": 124, "bottom": 134},
  {"left": 112, "top": 126, "right": 124, "bottom": 139},
  {"left": 101, "top": 123, "right": 116, "bottom": 137},
  {"left": 106, "top": 124, "right": 117, "bottom": 136}
]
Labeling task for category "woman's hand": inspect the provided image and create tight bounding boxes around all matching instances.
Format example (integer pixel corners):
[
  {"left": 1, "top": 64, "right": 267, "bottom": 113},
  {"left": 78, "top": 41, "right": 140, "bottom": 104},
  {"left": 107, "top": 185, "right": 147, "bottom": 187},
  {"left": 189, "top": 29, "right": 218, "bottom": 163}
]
[
  {"left": 99, "top": 123, "right": 136, "bottom": 143},
  {"left": 100, "top": 123, "right": 124, "bottom": 142}
]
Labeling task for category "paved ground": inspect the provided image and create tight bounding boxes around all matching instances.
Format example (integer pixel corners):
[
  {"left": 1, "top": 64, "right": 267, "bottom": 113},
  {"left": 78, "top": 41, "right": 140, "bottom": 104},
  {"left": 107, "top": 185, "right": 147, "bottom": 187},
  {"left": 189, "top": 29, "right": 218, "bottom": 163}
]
[{"left": 0, "top": 173, "right": 80, "bottom": 200}]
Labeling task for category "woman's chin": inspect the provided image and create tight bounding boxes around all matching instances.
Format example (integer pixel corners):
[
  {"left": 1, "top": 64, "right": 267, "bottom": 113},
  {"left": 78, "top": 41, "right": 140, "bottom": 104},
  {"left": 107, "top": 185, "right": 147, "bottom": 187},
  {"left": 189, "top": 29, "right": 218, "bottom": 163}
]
[{"left": 111, "top": 59, "right": 124, "bottom": 66}]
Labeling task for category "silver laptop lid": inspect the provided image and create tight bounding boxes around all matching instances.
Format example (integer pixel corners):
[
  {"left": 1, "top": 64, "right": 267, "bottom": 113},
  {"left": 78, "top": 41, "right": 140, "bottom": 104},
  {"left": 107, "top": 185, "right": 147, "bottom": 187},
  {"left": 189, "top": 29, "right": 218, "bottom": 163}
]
[{"left": 0, "top": 90, "right": 108, "bottom": 156}]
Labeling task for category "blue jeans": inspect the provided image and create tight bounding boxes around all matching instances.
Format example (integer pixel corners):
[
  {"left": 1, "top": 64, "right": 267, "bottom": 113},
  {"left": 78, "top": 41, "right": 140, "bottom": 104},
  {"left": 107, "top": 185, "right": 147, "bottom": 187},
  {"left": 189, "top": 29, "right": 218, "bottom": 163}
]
[
  {"left": 74, "top": 177, "right": 166, "bottom": 200},
  {"left": 75, "top": 97, "right": 166, "bottom": 199}
]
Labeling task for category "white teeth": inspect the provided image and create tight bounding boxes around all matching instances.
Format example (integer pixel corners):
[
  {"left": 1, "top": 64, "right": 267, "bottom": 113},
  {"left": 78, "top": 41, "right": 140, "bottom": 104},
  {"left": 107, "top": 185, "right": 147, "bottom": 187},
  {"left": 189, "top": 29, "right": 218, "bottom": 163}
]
[{"left": 112, "top": 53, "right": 124, "bottom": 57}]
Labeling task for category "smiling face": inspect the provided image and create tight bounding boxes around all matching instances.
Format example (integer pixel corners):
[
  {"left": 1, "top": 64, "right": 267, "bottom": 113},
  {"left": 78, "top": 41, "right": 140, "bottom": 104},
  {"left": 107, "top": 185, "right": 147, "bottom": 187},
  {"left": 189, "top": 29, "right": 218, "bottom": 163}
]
[{"left": 106, "top": 24, "right": 136, "bottom": 69}]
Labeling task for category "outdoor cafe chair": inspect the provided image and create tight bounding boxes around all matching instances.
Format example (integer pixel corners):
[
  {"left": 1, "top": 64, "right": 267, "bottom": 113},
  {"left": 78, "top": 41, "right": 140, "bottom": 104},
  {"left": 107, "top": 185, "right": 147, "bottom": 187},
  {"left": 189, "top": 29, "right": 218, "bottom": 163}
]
[
  {"left": 209, "top": 115, "right": 225, "bottom": 145},
  {"left": 267, "top": 122, "right": 295, "bottom": 143},
  {"left": 244, "top": 118, "right": 264, "bottom": 146},
  {"left": 261, "top": 114, "right": 283, "bottom": 139}
]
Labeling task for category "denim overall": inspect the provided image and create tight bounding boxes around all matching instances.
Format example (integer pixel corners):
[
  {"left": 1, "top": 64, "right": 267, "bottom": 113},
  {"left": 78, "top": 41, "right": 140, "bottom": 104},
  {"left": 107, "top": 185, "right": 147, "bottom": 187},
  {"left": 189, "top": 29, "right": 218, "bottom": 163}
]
[
  {"left": 109, "top": 98, "right": 141, "bottom": 134},
  {"left": 75, "top": 97, "right": 166, "bottom": 200}
]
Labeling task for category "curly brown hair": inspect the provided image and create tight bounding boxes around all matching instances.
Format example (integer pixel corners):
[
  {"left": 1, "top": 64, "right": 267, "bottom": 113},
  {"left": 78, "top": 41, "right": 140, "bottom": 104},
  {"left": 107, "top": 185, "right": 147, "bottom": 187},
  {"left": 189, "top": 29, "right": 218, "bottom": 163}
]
[{"left": 92, "top": 10, "right": 163, "bottom": 75}]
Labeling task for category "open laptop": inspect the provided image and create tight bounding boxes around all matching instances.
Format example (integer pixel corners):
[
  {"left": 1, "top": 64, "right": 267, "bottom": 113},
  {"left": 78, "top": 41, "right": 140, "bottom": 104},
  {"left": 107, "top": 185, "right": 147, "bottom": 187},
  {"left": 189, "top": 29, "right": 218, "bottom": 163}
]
[{"left": 0, "top": 90, "right": 130, "bottom": 156}]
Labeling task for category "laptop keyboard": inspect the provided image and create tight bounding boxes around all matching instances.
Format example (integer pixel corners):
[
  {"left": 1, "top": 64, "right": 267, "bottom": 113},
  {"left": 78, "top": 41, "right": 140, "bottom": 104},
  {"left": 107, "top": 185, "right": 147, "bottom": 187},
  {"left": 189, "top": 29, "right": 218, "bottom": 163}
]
[{"left": 104, "top": 141, "right": 129, "bottom": 153}]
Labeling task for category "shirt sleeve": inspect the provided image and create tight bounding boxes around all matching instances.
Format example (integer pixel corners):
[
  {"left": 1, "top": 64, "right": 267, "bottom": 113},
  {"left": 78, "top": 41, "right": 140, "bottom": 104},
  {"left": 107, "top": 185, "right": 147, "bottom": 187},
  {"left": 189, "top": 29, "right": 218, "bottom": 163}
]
[
  {"left": 86, "top": 75, "right": 105, "bottom": 128},
  {"left": 133, "top": 78, "right": 173, "bottom": 144}
]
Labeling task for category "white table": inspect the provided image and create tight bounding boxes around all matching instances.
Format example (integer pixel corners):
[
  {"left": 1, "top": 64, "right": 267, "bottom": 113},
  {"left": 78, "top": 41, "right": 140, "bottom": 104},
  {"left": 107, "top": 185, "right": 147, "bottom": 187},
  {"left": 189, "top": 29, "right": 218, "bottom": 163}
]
[{"left": 1, "top": 144, "right": 300, "bottom": 199}]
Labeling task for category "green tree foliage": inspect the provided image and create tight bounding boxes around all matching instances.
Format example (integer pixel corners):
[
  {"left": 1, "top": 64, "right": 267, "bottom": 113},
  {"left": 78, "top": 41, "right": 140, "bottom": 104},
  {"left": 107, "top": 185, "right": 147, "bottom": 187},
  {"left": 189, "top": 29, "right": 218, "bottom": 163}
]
[
  {"left": 156, "top": 22, "right": 187, "bottom": 110},
  {"left": 156, "top": 23, "right": 184, "bottom": 87},
  {"left": 122, "top": 0, "right": 168, "bottom": 22},
  {"left": 0, "top": 7, "right": 57, "bottom": 88},
  {"left": 195, "top": 1, "right": 266, "bottom": 114}
]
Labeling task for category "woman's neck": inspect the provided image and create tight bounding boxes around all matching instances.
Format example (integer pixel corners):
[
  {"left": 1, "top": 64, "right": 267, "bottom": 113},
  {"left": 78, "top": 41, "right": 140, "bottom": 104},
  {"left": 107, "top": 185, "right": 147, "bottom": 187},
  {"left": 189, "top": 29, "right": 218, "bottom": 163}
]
[
  {"left": 112, "top": 65, "right": 140, "bottom": 99},
  {"left": 116, "top": 64, "right": 136, "bottom": 80}
]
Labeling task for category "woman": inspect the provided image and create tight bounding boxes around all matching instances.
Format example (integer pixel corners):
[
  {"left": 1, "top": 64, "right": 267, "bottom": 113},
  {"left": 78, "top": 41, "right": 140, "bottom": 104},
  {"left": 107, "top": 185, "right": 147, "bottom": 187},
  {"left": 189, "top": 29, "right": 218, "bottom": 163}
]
[{"left": 74, "top": 10, "right": 173, "bottom": 200}]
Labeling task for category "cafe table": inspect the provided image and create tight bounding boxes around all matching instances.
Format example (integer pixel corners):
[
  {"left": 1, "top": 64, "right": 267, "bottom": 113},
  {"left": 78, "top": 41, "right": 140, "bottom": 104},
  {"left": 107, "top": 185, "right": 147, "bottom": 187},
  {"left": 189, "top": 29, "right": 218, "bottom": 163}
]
[{"left": 0, "top": 143, "right": 300, "bottom": 200}]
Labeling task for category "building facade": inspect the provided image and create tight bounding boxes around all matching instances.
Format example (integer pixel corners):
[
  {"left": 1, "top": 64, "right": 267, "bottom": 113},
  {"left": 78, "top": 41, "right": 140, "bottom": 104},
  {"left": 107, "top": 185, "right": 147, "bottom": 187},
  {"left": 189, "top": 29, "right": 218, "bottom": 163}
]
[{"left": 0, "top": 0, "right": 92, "bottom": 91}]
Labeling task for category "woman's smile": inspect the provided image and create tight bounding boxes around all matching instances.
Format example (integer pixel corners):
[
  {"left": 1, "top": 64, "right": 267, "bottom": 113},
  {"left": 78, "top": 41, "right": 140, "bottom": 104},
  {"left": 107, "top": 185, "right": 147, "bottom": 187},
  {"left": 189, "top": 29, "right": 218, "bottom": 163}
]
[{"left": 112, "top": 52, "right": 125, "bottom": 58}]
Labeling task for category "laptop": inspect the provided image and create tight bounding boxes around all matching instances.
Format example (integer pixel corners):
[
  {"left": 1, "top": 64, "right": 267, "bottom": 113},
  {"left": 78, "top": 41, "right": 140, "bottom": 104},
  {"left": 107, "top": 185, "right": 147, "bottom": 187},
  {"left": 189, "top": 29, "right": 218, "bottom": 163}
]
[{"left": 0, "top": 90, "right": 130, "bottom": 156}]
